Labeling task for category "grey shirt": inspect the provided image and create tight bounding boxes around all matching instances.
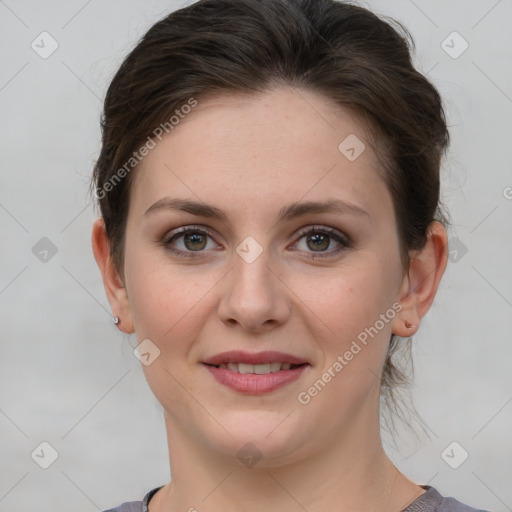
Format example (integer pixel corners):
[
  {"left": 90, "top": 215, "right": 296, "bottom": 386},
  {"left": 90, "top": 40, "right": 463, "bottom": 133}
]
[{"left": 102, "top": 485, "right": 491, "bottom": 512}]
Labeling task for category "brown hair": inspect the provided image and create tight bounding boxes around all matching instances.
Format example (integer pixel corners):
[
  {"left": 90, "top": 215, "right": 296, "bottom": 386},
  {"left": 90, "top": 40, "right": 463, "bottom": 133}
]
[{"left": 91, "top": 0, "right": 450, "bottom": 417}]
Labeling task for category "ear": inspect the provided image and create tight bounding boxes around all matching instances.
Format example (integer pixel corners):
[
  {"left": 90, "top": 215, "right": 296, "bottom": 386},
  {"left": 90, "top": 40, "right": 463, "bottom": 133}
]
[
  {"left": 392, "top": 221, "right": 448, "bottom": 337},
  {"left": 91, "top": 217, "right": 134, "bottom": 334}
]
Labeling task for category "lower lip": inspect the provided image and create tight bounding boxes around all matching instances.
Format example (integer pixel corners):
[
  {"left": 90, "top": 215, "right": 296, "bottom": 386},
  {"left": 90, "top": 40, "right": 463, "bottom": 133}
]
[{"left": 204, "top": 364, "right": 309, "bottom": 394}]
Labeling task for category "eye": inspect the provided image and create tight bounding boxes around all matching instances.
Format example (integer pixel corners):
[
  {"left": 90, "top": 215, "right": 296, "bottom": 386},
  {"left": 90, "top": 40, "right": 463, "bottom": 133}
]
[
  {"left": 292, "top": 226, "right": 351, "bottom": 259},
  {"left": 163, "top": 226, "right": 220, "bottom": 258},
  {"left": 162, "top": 225, "right": 351, "bottom": 260}
]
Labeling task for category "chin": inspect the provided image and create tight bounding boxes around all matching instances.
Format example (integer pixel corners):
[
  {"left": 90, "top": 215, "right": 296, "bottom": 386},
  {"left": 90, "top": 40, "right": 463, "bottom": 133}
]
[{"left": 198, "top": 410, "right": 313, "bottom": 467}]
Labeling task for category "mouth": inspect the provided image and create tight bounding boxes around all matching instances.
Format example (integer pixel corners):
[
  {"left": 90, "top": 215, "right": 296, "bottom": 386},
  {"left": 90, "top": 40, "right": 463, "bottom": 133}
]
[
  {"left": 202, "top": 351, "right": 310, "bottom": 394},
  {"left": 208, "top": 363, "right": 307, "bottom": 375},
  {"left": 203, "top": 350, "right": 308, "bottom": 367},
  {"left": 206, "top": 362, "right": 306, "bottom": 373}
]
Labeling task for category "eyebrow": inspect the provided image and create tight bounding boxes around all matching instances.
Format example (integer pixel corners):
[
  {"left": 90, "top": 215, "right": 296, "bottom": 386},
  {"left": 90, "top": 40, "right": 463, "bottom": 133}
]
[{"left": 144, "top": 197, "right": 369, "bottom": 222}]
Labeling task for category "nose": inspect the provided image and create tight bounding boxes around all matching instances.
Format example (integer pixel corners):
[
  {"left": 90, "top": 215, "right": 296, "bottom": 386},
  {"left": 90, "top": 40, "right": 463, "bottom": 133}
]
[{"left": 217, "top": 243, "right": 291, "bottom": 333}]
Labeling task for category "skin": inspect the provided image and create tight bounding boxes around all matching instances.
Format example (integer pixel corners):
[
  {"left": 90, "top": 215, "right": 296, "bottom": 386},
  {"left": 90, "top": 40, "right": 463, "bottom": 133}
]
[{"left": 92, "top": 86, "right": 448, "bottom": 512}]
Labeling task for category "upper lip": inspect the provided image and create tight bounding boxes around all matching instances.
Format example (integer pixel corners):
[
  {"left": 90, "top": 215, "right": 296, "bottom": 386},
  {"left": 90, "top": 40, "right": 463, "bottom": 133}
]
[{"left": 203, "top": 350, "right": 308, "bottom": 366}]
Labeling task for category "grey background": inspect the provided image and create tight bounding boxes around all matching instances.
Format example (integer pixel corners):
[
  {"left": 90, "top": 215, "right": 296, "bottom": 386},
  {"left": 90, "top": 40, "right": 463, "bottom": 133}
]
[{"left": 0, "top": 0, "right": 511, "bottom": 510}]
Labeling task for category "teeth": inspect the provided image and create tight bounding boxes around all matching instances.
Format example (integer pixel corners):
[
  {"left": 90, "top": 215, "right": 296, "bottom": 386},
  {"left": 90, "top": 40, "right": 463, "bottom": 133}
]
[
  {"left": 238, "top": 363, "right": 254, "bottom": 374},
  {"left": 254, "top": 363, "right": 270, "bottom": 374},
  {"left": 216, "top": 362, "right": 298, "bottom": 373},
  {"left": 269, "top": 362, "right": 281, "bottom": 372}
]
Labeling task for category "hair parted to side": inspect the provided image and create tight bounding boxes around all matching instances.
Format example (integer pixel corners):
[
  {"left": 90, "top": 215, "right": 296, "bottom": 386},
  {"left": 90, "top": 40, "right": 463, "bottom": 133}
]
[{"left": 90, "top": 0, "right": 450, "bottom": 425}]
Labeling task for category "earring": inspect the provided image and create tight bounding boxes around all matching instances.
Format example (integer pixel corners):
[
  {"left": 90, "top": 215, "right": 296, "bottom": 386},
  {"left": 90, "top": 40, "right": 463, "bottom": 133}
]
[
  {"left": 405, "top": 321, "right": 414, "bottom": 329},
  {"left": 113, "top": 316, "right": 120, "bottom": 325}
]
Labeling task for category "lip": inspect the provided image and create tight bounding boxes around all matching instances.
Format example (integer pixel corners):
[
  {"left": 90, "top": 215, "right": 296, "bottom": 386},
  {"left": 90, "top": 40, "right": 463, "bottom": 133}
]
[
  {"left": 202, "top": 351, "right": 310, "bottom": 395},
  {"left": 203, "top": 350, "right": 308, "bottom": 366},
  {"left": 204, "top": 364, "right": 309, "bottom": 395}
]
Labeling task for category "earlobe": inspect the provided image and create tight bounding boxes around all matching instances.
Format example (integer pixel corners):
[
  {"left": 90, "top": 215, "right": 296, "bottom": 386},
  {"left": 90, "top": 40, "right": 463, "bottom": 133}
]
[
  {"left": 91, "top": 217, "right": 135, "bottom": 333},
  {"left": 392, "top": 221, "right": 448, "bottom": 338}
]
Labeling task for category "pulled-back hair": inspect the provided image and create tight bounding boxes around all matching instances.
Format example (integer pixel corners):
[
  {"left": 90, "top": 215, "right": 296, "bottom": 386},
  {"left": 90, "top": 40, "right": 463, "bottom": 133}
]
[{"left": 91, "top": 0, "right": 450, "bottom": 419}]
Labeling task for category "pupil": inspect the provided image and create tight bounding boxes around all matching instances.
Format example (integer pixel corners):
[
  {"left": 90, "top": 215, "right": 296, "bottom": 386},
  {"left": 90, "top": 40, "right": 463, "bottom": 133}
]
[
  {"left": 308, "top": 233, "right": 329, "bottom": 251},
  {"left": 185, "top": 233, "right": 206, "bottom": 251}
]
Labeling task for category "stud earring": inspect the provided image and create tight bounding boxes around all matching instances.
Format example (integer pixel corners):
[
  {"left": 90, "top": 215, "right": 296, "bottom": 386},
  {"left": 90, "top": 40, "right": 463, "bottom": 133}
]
[{"left": 113, "top": 316, "right": 120, "bottom": 325}]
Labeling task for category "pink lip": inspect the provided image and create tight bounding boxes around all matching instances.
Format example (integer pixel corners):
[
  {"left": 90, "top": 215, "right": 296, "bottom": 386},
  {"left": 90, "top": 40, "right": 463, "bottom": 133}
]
[
  {"left": 203, "top": 350, "right": 308, "bottom": 366},
  {"left": 204, "top": 364, "right": 309, "bottom": 395},
  {"left": 202, "top": 351, "right": 310, "bottom": 395}
]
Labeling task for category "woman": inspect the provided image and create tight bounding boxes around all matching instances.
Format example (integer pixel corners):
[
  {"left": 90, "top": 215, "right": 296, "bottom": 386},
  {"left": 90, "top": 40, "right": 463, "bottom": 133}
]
[{"left": 91, "top": 0, "right": 490, "bottom": 510}]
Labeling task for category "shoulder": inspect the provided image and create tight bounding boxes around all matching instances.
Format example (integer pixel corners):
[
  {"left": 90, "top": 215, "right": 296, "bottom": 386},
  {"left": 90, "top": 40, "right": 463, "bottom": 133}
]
[
  {"left": 405, "top": 486, "right": 491, "bottom": 512},
  {"left": 102, "top": 486, "right": 163, "bottom": 512},
  {"left": 437, "top": 496, "right": 490, "bottom": 512},
  {"left": 102, "top": 502, "right": 141, "bottom": 512}
]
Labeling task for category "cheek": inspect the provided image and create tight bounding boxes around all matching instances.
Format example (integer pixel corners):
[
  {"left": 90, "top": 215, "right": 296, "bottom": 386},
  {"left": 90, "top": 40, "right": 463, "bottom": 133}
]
[
  {"left": 124, "top": 243, "right": 221, "bottom": 343},
  {"left": 125, "top": 253, "right": 222, "bottom": 414},
  {"left": 292, "top": 256, "right": 400, "bottom": 399},
  {"left": 297, "top": 258, "right": 393, "bottom": 339},
  {"left": 292, "top": 262, "right": 396, "bottom": 414}
]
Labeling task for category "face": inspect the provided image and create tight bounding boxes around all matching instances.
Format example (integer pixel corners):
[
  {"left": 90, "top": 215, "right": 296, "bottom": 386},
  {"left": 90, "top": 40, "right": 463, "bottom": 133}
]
[{"left": 120, "top": 86, "right": 407, "bottom": 464}]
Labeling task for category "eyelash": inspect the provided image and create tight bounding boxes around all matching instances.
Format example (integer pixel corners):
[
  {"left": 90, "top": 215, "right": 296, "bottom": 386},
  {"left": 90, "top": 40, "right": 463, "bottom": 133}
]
[{"left": 162, "top": 225, "right": 351, "bottom": 260}]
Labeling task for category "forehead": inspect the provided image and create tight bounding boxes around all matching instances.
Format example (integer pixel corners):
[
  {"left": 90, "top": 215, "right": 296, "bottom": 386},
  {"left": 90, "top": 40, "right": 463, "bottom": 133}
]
[{"left": 129, "top": 86, "right": 390, "bottom": 221}]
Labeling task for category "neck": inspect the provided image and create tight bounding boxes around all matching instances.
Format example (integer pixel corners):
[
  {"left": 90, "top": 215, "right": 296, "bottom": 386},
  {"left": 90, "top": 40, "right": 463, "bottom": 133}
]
[{"left": 150, "top": 401, "right": 425, "bottom": 512}]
